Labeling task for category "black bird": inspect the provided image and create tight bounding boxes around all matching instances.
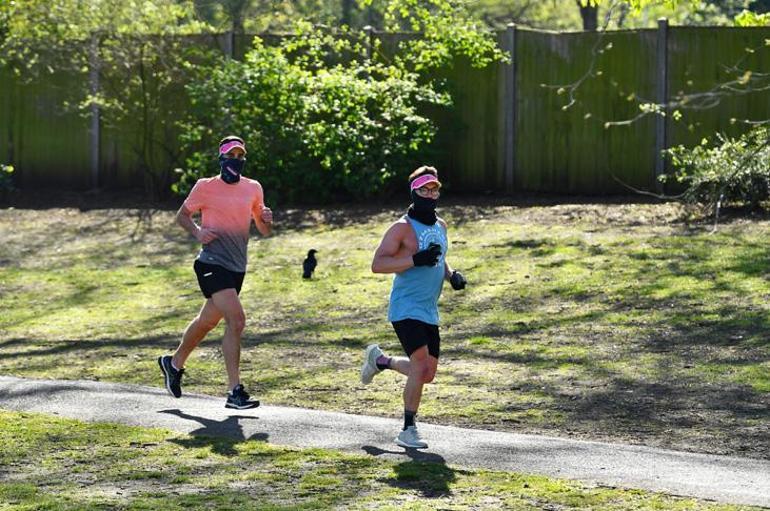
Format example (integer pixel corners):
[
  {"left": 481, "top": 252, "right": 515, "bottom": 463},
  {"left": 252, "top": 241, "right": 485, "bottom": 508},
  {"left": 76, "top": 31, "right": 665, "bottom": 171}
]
[{"left": 302, "top": 249, "right": 318, "bottom": 279}]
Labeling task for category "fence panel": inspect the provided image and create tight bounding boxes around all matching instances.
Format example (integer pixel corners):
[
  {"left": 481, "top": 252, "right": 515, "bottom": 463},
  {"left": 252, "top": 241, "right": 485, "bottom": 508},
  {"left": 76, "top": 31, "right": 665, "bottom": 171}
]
[
  {"left": 514, "top": 28, "right": 658, "bottom": 193},
  {"left": 0, "top": 68, "right": 12, "bottom": 169},
  {"left": 1, "top": 66, "right": 91, "bottom": 189},
  {"left": 97, "top": 34, "right": 227, "bottom": 193},
  {"left": 3, "top": 26, "right": 770, "bottom": 195},
  {"left": 431, "top": 56, "right": 502, "bottom": 191},
  {"left": 666, "top": 27, "right": 770, "bottom": 154}
]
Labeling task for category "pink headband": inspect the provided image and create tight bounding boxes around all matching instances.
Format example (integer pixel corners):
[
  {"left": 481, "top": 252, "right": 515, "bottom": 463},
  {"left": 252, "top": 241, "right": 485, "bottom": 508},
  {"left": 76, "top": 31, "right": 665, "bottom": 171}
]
[
  {"left": 410, "top": 174, "right": 441, "bottom": 191},
  {"left": 219, "top": 140, "right": 246, "bottom": 155}
]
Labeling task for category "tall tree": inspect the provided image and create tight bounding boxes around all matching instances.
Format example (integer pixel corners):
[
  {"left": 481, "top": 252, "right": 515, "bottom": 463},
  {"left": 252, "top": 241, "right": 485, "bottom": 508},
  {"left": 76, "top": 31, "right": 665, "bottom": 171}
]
[
  {"left": 224, "top": 0, "right": 250, "bottom": 32},
  {"left": 577, "top": 0, "right": 599, "bottom": 30},
  {"left": 342, "top": 0, "right": 356, "bottom": 25}
]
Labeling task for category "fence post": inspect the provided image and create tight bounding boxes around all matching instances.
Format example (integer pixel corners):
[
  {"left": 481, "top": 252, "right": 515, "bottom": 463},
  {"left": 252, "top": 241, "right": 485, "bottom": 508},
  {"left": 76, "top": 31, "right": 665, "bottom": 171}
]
[
  {"left": 504, "top": 23, "right": 516, "bottom": 192},
  {"left": 89, "top": 32, "right": 101, "bottom": 190},
  {"left": 224, "top": 30, "right": 235, "bottom": 59},
  {"left": 364, "top": 25, "right": 374, "bottom": 62},
  {"left": 654, "top": 18, "right": 668, "bottom": 193}
]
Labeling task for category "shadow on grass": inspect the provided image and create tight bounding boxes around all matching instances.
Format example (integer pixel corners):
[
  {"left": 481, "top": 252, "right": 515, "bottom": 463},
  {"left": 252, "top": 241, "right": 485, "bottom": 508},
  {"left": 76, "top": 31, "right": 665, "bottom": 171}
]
[
  {"left": 161, "top": 408, "right": 267, "bottom": 457},
  {"left": 443, "top": 275, "right": 770, "bottom": 457},
  {"left": 0, "top": 309, "right": 377, "bottom": 365},
  {"left": 362, "top": 445, "right": 458, "bottom": 497},
  {"left": 0, "top": 335, "right": 178, "bottom": 361}
]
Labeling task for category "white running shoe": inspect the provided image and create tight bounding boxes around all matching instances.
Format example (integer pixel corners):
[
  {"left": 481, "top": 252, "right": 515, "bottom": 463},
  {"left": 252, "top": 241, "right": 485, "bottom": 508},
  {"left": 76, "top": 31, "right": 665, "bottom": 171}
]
[
  {"left": 360, "top": 344, "right": 385, "bottom": 385},
  {"left": 395, "top": 426, "right": 428, "bottom": 449}
]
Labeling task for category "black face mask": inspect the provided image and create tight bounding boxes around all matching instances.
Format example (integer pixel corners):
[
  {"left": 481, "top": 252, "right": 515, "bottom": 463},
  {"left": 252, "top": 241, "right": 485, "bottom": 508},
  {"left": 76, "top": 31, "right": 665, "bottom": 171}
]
[
  {"left": 407, "top": 190, "right": 438, "bottom": 225},
  {"left": 219, "top": 156, "right": 245, "bottom": 184}
]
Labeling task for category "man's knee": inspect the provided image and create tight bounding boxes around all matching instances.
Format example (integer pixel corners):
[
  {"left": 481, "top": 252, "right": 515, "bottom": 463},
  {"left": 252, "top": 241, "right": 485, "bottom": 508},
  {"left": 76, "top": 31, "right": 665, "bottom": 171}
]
[
  {"left": 225, "top": 313, "right": 246, "bottom": 334},
  {"left": 411, "top": 360, "right": 434, "bottom": 383}
]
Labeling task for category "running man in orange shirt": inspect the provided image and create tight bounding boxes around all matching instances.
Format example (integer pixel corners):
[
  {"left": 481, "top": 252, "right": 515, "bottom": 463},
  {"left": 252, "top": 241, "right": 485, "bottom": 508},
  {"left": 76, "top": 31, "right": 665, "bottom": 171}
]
[{"left": 158, "top": 135, "right": 273, "bottom": 409}]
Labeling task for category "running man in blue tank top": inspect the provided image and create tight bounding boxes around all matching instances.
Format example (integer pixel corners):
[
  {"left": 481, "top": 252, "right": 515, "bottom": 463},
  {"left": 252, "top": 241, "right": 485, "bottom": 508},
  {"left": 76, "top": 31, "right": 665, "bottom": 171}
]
[{"left": 360, "top": 166, "right": 467, "bottom": 449}]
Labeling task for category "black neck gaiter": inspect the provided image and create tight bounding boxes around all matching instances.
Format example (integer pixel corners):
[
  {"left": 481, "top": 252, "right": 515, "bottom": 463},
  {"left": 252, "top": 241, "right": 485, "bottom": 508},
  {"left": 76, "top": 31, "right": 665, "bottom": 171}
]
[
  {"left": 407, "top": 191, "right": 438, "bottom": 225},
  {"left": 219, "top": 156, "right": 244, "bottom": 184}
]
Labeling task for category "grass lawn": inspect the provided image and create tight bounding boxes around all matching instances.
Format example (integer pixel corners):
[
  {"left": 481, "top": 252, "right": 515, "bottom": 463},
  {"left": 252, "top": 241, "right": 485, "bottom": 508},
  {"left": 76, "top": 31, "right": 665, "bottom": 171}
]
[
  {"left": 0, "top": 410, "right": 761, "bottom": 511},
  {"left": 0, "top": 197, "right": 768, "bottom": 458}
]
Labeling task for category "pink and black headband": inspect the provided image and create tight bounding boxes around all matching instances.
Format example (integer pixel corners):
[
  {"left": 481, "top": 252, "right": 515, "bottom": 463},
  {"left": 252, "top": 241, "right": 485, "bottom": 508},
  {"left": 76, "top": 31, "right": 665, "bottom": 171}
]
[
  {"left": 410, "top": 174, "right": 441, "bottom": 191},
  {"left": 219, "top": 140, "right": 247, "bottom": 155}
]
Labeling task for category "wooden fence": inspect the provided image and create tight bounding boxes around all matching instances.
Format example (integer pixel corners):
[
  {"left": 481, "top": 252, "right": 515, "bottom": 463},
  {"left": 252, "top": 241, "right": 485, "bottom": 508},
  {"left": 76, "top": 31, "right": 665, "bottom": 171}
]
[{"left": 1, "top": 23, "right": 769, "bottom": 195}]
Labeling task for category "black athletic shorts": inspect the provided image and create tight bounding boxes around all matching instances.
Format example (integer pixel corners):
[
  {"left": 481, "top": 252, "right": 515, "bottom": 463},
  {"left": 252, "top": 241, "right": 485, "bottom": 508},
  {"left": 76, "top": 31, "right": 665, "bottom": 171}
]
[
  {"left": 193, "top": 260, "right": 245, "bottom": 298},
  {"left": 392, "top": 318, "right": 441, "bottom": 359}
]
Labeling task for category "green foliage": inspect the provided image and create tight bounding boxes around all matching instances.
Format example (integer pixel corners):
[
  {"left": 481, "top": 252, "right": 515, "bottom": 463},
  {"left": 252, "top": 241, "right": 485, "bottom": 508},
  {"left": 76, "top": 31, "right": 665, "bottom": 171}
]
[
  {"left": 365, "top": 0, "right": 506, "bottom": 70},
  {"left": 0, "top": 0, "right": 206, "bottom": 68},
  {"left": 4, "top": 1, "right": 503, "bottom": 201},
  {"left": 0, "top": 0, "right": 213, "bottom": 197},
  {"left": 664, "top": 126, "right": 770, "bottom": 210},
  {"left": 735, "top": 9, "right": 770, "bottom": 26},
  {"left": 190, "top": 0, "right": 385, "bottom": 32},
  {"left": 473, "top": 0, "right": 583, "bottom": 30},
  {"left": 176, "top": 25, "right": 449, "bottom": 203},
  {"left": 470, "top": 0, "right": 761, "bottom": 31},
  {"left": 175, "top": 1, "right": 505, "bottom": 203}
]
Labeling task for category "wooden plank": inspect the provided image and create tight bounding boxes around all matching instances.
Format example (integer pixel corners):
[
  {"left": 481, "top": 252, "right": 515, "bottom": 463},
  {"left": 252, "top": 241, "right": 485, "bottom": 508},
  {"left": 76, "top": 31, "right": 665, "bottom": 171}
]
[{"left": 654, "top": 18, "right": 668, "bottom": 193}]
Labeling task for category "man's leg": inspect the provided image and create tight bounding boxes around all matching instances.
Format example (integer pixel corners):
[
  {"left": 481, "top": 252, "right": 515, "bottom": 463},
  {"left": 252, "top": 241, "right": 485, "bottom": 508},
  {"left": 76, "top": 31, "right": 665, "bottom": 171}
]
[
  {"left": 402, "top": 346, "right": 438, "bottom": 413},
  {"left": 172, "top": 299, "right": 223, "bottom": 369},
  {"left": 394, "top": 346, "right": 437, "bottom": 449},
  {"left": 210, "top": 288, "right": 246, "bottom": 391},
  {"left": 160, "top": 298, "right": 223, "bottom": 398},
  {"left": 386, "top": 356, "right": 410, "bottom": 376},
  {"left": 363, "top": 346, "right": 437, "bottom": 409}
]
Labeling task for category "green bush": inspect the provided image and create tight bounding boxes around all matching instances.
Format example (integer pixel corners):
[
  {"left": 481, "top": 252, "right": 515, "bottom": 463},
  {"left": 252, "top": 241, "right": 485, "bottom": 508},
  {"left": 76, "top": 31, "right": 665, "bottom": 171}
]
[
  {"left": 175, "top": 26, "right": 449, "bottom": 204},
  {"left": 664, "top": 126, "right": 770, "bottom": 210}
]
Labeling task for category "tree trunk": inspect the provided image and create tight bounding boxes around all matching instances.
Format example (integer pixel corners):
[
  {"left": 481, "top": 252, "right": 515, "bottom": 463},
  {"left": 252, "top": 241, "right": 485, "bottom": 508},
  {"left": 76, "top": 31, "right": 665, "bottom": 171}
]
[
  {"left": 342, "top": 0, "right": 355, "bottom": 27},
  {"left": 227, "top": 0, "right": 249, "bottom": 33},
  {"left": 576, "top": 1, "right": 598, "bottom": 31}
]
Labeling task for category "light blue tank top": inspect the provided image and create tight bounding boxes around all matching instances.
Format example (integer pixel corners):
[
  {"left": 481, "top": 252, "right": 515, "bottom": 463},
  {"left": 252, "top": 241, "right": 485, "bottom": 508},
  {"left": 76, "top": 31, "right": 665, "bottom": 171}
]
[{"left": 388, "top": 216, "right": 448, "bottom": 325}]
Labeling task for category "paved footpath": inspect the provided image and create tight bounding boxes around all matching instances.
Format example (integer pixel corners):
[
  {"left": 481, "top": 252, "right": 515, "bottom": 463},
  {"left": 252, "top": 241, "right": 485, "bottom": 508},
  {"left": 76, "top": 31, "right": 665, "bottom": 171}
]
[{"left": 1, "top": 376, "right": 768, "bottom": 508}]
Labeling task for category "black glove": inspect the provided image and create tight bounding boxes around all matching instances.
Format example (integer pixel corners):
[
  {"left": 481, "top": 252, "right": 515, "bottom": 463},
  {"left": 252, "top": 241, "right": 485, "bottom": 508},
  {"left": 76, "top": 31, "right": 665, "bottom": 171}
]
[
  {"left": 412, "top": 242, "right": 441, "bottom": 267},
  {"left": 450, "top": 270, "right": 466, "bottom": 290}
]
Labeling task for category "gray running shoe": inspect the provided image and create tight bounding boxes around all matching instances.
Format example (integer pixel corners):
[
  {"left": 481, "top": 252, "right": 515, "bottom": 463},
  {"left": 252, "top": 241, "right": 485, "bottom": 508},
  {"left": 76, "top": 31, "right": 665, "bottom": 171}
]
[
  {"left": 360, "top": 344, "right": 385, "bottom": 385},
  {"left": 395, "top": 425, "right": 428, "bottom": 449}
]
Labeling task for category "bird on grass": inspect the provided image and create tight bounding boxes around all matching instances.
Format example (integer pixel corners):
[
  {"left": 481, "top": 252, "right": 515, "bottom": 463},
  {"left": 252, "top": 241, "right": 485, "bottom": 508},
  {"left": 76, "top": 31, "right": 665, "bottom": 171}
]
[{"left": 302, "top": 249, "right": 318, "bottom": 279}]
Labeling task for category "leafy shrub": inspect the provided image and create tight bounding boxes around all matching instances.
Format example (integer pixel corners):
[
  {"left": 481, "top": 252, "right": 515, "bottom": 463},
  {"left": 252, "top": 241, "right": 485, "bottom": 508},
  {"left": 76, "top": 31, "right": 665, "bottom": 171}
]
[
  {"left": 175, "top": 26, "right": 450, "bottom": 204},
  {"left": 664, "top": 126, "right": 770, "bottom": 211}
]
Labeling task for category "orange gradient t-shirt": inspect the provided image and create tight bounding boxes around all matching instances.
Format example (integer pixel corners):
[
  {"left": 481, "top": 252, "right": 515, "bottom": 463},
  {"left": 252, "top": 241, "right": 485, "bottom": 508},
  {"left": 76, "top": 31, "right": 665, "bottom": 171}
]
[{"left": 183, "top": 176, "right": 265, "bottom": 272}]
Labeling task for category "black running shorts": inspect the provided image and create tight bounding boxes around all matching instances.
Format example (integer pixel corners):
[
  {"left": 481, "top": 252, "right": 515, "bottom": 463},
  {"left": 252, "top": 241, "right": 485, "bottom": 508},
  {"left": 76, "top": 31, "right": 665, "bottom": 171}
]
[
  {"left": 391, "top": 318, "right": 441, "bottom": 359},
  {"left": 194, "top": 260, "right": 245, "bottom": 298}
]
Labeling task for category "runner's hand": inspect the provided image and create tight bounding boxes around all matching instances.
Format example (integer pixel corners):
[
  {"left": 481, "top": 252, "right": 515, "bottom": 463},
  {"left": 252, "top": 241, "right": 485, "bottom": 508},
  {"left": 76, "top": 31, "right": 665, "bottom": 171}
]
[
  {"left": 413, "top": 242, "right": 441, "bottom": 267},
  {"left": 450, "top": 270, "right": 467, "bottom": 290},
  {"left": 261, "top": 206, "right": 273, "bottom": 224},
  {"left": 196, "top": 227, "right": 218, "bottom": 244}
]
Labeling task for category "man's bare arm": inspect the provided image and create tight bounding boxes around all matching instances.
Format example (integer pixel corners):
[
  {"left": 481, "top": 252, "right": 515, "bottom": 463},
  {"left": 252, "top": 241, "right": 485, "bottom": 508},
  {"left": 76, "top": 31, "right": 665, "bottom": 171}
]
[
  {"left": 372, "top": 224, "right": 414, "bottom": 274},
  {"left": 176, "top": 204, "right": 218, "bottom": 243}
]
